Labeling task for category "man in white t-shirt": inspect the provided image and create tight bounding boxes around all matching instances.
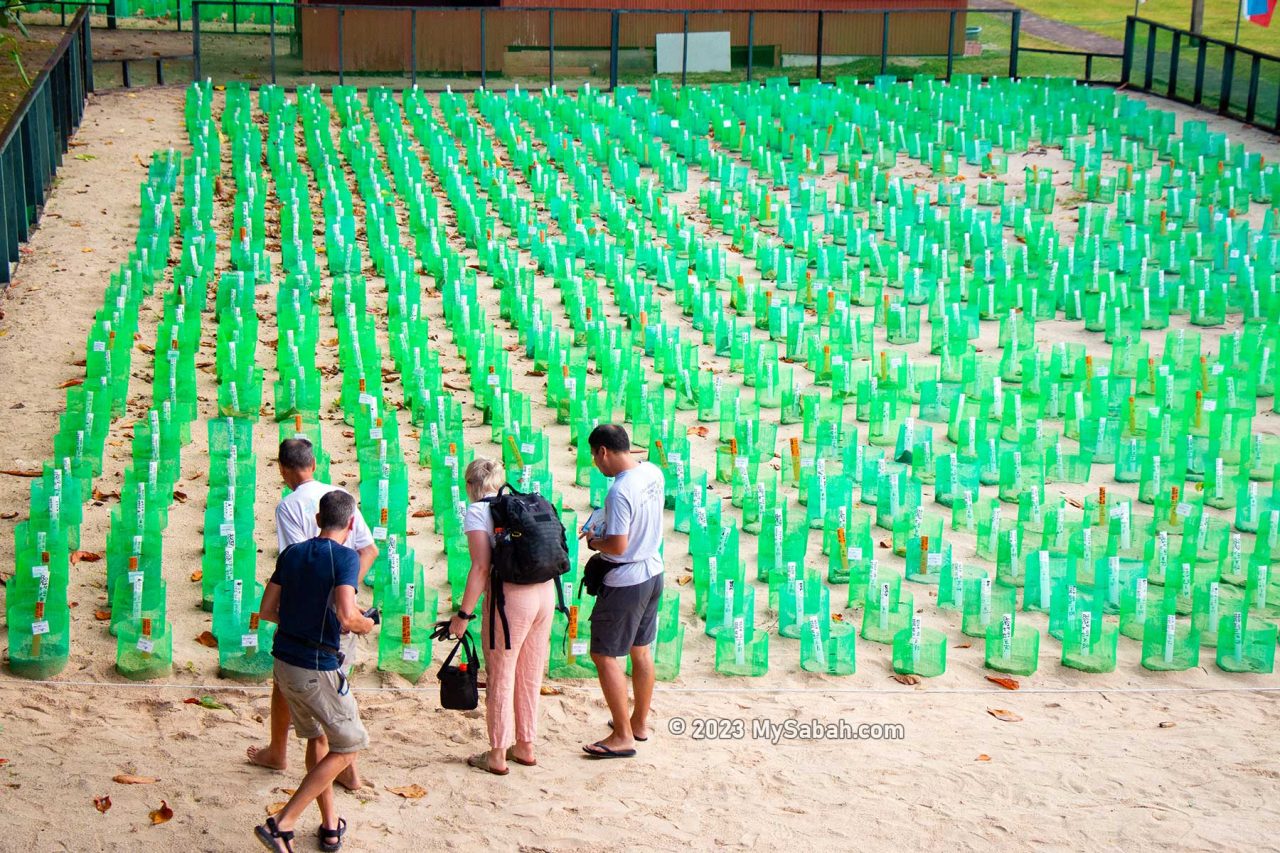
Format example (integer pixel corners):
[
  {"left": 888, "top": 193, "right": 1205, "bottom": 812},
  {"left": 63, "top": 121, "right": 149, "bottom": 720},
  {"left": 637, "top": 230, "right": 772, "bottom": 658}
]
[
  {"left": 248, "top": 438, "right": 379, "bottom": 791},
  {"left": 582, "top": 424, "right": 665, "bottom": 760}
]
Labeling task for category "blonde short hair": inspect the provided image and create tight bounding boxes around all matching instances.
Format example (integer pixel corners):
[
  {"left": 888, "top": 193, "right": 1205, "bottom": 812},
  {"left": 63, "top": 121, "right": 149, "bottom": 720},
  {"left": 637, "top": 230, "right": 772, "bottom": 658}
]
[{"left": 464, "top": 458, "right": 506, "bottom": 503}]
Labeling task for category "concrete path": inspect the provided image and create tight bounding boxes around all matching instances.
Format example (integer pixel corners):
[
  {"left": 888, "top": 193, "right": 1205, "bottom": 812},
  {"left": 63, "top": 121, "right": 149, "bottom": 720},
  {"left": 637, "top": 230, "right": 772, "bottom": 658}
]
[{"left": 981, "top": 0, "right": 1126, "bottom": 55}]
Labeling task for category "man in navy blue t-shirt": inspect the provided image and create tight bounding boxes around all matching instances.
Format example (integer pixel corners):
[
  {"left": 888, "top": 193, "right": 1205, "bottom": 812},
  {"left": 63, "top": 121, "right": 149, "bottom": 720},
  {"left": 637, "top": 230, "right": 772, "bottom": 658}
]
[{"left": 254, "top": 490, "right": 374, "bottom": 853}]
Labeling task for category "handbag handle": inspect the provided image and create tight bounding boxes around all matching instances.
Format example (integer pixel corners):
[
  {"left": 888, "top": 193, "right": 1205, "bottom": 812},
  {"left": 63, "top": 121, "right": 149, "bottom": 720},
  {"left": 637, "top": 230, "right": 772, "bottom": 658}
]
[{"left": 437, "top": 629, "right": 479, "bottom": 676}]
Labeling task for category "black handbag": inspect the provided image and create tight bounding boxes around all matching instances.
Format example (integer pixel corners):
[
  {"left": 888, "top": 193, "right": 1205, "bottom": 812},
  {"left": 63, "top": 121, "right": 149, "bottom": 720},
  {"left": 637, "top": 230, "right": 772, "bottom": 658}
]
[
  {"left": 582, "top": 553, "right": 615, "bottom": 597},
  {"left": 436, "top": 627, "right": 480, "bottom": 711}
]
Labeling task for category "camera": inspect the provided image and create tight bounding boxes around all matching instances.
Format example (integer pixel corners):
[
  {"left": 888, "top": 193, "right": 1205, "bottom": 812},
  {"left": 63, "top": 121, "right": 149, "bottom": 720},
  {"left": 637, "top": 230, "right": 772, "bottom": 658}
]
[{"left": 362, "top": 606, "right": 381, "bottom": 625}]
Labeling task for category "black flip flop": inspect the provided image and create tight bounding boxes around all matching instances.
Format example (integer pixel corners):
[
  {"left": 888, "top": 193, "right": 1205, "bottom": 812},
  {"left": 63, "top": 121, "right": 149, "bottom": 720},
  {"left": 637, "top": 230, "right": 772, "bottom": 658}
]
[
  {"left": 318, "top": 817, "right": 347, "bottom": 853},
  {"left": 607, "top": 720, "right": 648, "bottom": 742},
  {"left": 254, "top": 817, "right": 295, "bottom": 853},
  {"left": 582, "top": 741, "right": 637, "bottom": 759}
]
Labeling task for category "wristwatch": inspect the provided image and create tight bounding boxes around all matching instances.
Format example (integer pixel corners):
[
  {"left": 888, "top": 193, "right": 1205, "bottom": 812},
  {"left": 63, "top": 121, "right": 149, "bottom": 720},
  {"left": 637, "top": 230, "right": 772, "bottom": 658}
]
[{"left": 457, "top": 609, "right": 476, "bottom": 621}]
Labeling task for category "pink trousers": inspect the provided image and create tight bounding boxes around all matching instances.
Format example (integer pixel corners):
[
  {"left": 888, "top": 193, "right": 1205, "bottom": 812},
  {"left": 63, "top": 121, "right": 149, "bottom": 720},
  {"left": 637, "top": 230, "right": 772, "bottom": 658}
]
[{"left": 482, "top": 580, "right": 555, "bottom": 750}]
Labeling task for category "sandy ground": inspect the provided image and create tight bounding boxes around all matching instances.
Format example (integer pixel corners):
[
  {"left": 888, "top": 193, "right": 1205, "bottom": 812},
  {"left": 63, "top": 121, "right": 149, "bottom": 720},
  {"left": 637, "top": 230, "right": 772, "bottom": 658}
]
[{"left": 0, "top": 84, "right": 1279, "bottom": 851}]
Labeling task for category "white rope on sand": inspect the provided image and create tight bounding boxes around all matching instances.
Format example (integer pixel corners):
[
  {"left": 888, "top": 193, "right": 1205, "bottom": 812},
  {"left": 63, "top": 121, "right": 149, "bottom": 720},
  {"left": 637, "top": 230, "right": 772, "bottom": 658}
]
[{"left": 1, "top": 677, "right": 1278, "bottom": 697}]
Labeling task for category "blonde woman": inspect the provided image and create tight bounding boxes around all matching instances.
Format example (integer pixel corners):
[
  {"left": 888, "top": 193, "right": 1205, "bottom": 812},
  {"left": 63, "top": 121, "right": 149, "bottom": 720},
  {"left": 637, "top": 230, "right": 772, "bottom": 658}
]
[{"left": 448, "top": 458, "right": 555, "bottom": 775}]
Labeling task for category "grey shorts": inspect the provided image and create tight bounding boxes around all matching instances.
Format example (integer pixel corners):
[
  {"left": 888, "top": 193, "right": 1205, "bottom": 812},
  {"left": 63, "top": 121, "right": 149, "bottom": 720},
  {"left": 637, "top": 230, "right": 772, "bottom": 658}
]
[
  {"left": 590, "top": 574, "right": 664, "bottom": 657},
  {"left": 274, "top": 659, "right": 369, "bottom": 753}
]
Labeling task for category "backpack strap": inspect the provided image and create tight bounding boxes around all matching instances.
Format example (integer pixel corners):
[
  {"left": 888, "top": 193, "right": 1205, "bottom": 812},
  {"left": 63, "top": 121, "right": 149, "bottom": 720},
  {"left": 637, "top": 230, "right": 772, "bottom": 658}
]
[
  {"left": 554, "top": 575, "right": 570, "bottom": 618},
  {"left": 488, "top": 580, "right": 513, "bottom": 651}
]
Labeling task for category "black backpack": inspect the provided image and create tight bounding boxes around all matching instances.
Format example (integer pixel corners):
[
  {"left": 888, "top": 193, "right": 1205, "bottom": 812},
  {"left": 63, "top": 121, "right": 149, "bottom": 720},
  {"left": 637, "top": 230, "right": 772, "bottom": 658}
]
[{"left": 482, "top": 485, "right": 571, "bottom": 649}]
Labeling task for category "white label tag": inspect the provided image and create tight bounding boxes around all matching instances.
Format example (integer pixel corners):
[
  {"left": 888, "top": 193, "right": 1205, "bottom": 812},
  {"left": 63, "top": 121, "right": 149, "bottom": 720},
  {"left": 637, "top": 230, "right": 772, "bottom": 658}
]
[
  {"left": 373, "top": 527, "right": 388, "bottom": 541},
  {"left": 136, "top": 637, "right": 155, "bottom": 653},
  {"left": 31, "top": 620, "right": 50, "bottom": 636},
  {"left": 220, "top": 522, "right": 236, "bottom": 537},
  {"left": 241, "top": 633, "right": 259, "bottom": 649},
  {"left": 402, "top": 647, "right": 420, "bottom": 662},
  {"left": 571, "top": 640, "right": 589, "bottom": 656}
]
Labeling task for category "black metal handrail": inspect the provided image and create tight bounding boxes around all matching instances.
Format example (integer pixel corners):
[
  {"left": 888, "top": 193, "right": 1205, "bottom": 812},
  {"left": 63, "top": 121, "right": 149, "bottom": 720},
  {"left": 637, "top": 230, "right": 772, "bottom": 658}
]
[
  {"left": 0, "top": 7, "right": 94, "bottom": 286},
  {"left": 1122, "top": 16, "right": 1280, "bottom": 134}
]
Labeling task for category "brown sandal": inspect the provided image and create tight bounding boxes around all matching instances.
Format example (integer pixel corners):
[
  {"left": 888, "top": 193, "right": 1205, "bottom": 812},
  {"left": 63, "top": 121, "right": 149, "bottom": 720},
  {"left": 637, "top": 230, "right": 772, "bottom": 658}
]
[
  {"left": 466, "top": 752, "right": 510, "bottom": 776},
  {"left": 505, "top": 747, "right": 537, "bottom": 767}
]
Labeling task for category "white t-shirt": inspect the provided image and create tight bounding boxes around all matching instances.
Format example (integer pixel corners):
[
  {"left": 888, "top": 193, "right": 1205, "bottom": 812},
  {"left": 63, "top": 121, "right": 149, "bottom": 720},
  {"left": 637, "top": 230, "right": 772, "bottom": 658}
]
[
  {"left": 275, "top": 479, "right": 376, "bottom": 553},
  {"left": 463, "top": 498, "right": 497, "bottom": 546},
  {"left": 601, "top": 461, "right": 666, "bottom": 587}
]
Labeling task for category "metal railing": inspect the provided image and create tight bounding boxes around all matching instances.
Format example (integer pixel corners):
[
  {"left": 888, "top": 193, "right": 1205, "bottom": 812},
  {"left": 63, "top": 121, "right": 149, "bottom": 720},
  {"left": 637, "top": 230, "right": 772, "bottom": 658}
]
[
  {"left": 1122, "top": 16, "right": 1280, "bottom": 133},
  {"left": 1, "top": 8, "right": 94, "bottom": 287}
]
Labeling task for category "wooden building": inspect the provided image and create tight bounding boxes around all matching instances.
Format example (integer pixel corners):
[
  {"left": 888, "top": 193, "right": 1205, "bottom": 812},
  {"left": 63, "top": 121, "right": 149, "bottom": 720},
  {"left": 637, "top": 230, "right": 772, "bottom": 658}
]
[{"left": 299, "top": 0, "right": 969, "bottom": 76}]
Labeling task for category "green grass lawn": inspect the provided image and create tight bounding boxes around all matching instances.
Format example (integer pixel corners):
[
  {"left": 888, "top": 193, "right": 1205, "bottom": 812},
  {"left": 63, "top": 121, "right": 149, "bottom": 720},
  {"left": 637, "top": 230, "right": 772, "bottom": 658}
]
[{"left": 1011, "top": 0, "right": 1280, "bottom": 56}]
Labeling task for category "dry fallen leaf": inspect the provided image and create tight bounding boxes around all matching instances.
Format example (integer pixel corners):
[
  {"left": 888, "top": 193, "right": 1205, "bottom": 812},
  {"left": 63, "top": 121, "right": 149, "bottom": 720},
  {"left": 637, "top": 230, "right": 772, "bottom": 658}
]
[
  {"left": 1064, "top": 496, "right": 1084, "bottom": 509},
  {"left": 149, "top": 800, "right": 174, "bottom": 824},
  {"left": 987, "top": 708, "right": 1023, "bottom": 723},
  {"left": 266, "top": 802, "right": 288, "bottom": 816},
  {"left": 386, "top": 784, "right": 427, "bottom": 799},
  {"left": 954, "top": 643, "right": 972, "bottom": 649},
  {"left": 676, "top": 574, "right": 692, "bottom": 586},
  {"left": 0, "top": 758, "right": 8, "bottom": 766},
  {"left": 0, "top": 511, "right": 17, "bottom": 519},
  {"left": 878, "top": 539, "right": 890, "bottom": 549},
  {"left": 539, "top": 685, "right": 562, "bottom": 696},
  {"left": 172, "top": 490, "right": 188, "bottom": 503},
  {"left": 57, "top": 378, "right": 85, "bottom": 389},
  {"left": 411, "top": 508, "right": 432, "bottom": 518},
  {"left": 986, "top": 675, "right": 1020, "bottom": 691},
  {"left": 70, "top": 550, "right": 103, "bottom": 564},
  {"left": 92, "top": 488, "right": 120, "bottom": 501},
  {"left": 190, "top": 570, "right": 203, "bottom": 582},
  {"left": 94, "top": 795, "right": 112, "bottom": 813},
  {"left": 686, "top": 425, "right": 709, "bottom": 437},
  {"left": 975, "top": 754, "right": 991, "bottom": 762},
  {"left": 890, "top": 674, "right": 921, "bottom": 685},
  {"left": 94, "top": 610, "right": 111, "bottom": 621},
  {"left": 113, "top": 774, "right": 158, "bottom": 785},
  {"left": 195, "top": 631, "right": 218, "bottom": 649},
  {"left": 1158, "top": 721, "right": 1176, "bottom": 728},
  {"left": 831, "top": 612, "right": 844, "bottom": 622},
  {"left": 0, "top": 469, "right": 42, "bottom": 478}
]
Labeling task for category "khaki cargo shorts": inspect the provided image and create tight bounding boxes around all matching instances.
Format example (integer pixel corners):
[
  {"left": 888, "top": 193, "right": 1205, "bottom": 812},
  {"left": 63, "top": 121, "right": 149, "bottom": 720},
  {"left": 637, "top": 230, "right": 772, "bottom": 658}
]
[{"left": 273, "top": 658, "right": 369, "bottom": 753}]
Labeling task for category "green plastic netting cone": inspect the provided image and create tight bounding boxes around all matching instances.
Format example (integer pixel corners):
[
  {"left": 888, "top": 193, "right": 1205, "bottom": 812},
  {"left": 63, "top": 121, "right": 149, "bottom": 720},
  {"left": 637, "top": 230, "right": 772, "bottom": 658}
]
[
  {"left": 1141, "top": 613, "right": 1200, "bottom": 671},
  {"left": 549, "top": 595, "right": 597, "bottom": 679},
  {"left": 892, "top": 618, "right": 946, "bottom": 678},
  {"left": 861, "top": 591, "right": 914, "bottom": 646},
  {"left": 5, "top": 591, "right": 70, "bottom": 679},
  {"left": 1216, "top": 611, "right": 1277, "bottom": 674},
  {"left": 1191, "top": 581, "right": 1246, "bottom": 648},
  {"left": 377, "top": 611, "right": 433, "bottom": 684},
  {"left": 962, "top": 576, "right": 1017, "bottom": 638},
  {"left": 116, "top": 617, "right": 173, "bottom": 681},
  {"left": 218, "top": 611, "right": 278, "bottom": 682},
  {"left": 984, "top": 613, "right": 1039, "bottom": 676},
  {"left": 714, "top": 617, "right": 769, "bottom": 677},
  {"left": 1060, "top": 611, "right": 1119, "bottom": 674},
  {"left": 800, "top": 618, "right": 856, "bottom": 676}
]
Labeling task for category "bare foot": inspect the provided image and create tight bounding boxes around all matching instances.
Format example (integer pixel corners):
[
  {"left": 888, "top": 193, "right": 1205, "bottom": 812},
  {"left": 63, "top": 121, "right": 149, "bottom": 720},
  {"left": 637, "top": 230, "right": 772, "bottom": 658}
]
[
  {"left": 630, "top": 718, "right": 651, "bottom": 741},
  {"left": 335, "top": 765, "right": 365, "bottom": 791},
  {"left": 246, "top": 744, "right": 287, "bottom": 771},
  {"left": 583, "top": 733, "right": 636, "bottom": 756}
]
